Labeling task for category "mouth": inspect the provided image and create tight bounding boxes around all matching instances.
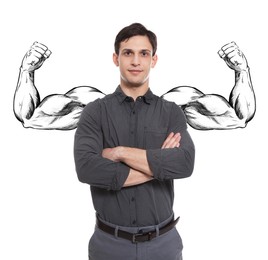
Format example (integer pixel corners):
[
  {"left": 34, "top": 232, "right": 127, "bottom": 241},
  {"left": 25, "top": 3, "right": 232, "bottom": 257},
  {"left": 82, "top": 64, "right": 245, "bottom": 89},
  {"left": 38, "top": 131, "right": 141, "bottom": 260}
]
[{"left": 128, "top": 69, "right": 143, "bottom": 75}]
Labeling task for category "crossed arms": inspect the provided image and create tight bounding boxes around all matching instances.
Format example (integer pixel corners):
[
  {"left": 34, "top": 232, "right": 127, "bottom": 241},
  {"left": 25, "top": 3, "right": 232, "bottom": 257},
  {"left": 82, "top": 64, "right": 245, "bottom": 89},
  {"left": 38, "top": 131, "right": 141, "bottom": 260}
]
[
  {"left": 14, "top": 41, "right": 255, "bottom": 188},
  {"left": 102, "top": 132, "right": 182, "bottom": 187},
  {"left": 74, "top": 99, "right": 194, "bottom": 189},
  {"left": 13, "top": 41, "right": 256, "bottom": 130}
]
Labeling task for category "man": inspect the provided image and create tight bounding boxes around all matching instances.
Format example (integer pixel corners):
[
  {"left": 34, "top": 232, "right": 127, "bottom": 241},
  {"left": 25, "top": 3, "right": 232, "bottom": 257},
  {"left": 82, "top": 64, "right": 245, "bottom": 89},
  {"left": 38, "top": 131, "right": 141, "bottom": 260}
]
[
  {"left": 13, "top": 22, "right": 255, "bottom": 259},
  {"left": 73, "top": 23, "right": 195, "bottom": 260},
  {"left": 13, "top": 36, "right": 255, "bottom": 131}
]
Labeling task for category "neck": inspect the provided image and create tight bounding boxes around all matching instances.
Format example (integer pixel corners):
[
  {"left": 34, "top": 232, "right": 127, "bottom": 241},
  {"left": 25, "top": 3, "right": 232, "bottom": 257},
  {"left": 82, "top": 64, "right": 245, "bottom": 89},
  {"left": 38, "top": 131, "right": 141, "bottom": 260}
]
[{"left": 120, "top": 82, "right": 149, "bottom": 101}]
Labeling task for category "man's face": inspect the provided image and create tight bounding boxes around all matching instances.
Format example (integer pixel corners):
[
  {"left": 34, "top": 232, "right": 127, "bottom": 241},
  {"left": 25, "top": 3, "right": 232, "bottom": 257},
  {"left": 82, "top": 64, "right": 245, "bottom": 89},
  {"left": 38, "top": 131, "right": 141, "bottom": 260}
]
[{"left": 113, "top": 35, "right": 157, "bottom": 89}]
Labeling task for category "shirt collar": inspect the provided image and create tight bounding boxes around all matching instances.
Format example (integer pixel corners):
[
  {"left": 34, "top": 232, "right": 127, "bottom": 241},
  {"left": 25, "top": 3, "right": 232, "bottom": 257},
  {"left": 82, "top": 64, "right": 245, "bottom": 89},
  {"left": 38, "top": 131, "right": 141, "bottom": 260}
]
[{"left": 115, "top": 85, "right": 154, "bottom": 105}]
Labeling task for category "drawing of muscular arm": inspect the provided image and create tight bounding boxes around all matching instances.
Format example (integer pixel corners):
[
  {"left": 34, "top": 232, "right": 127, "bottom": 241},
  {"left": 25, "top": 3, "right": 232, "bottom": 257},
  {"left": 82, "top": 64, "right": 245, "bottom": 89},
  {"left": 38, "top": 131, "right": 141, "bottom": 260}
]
[
  {"left": 13, "top": 42, "right": 105, "bottom": 130},
  {"left": 14, "top": 42, "right": 256, "bottom": 130},
  {"left": 162, "top": 42, "right": 256, "bottom": 130}
]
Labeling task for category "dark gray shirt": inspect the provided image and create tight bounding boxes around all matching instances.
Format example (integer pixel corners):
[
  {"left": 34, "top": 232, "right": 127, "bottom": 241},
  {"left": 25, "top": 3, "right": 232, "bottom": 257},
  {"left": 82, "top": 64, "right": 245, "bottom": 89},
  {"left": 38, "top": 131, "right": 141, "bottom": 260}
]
[{"left": 74, "top": 86, "right": 195, "bottom": 227}]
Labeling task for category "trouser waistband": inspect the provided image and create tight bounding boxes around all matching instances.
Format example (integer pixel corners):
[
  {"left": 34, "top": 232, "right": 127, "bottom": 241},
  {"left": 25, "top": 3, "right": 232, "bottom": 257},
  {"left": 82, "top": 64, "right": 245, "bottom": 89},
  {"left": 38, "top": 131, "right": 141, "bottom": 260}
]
[{"left": 96, "top": 214, "right": 179, "bottom": 243}]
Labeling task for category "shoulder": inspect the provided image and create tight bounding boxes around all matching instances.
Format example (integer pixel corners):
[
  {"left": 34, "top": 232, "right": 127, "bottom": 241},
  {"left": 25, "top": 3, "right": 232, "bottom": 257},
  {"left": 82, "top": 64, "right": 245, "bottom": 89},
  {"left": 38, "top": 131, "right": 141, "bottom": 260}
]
[
  {"left": 155, "top": 96, "right": 187, "bottom": 128},
  {"left": 154, "top": 94, "right": 183, "bottom": 113},
  {"left": 84, "top": 91, "right": 114, "bottom": 108},
  {"left": 151, "top": 93, "right": 185, "bottom": 120},
  {"left": 82, "top": 91, "right": 118, "bottom": 117},
  {"left": 83, "top": 97, "right": 101, "bottom": 113}
]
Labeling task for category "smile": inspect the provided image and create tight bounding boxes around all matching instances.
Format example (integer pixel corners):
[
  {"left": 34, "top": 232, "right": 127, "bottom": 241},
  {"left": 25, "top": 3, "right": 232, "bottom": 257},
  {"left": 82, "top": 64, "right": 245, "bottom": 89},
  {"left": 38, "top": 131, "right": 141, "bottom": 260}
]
[{"left": 128, "top": 69, "right": 143, "bottom": 74}]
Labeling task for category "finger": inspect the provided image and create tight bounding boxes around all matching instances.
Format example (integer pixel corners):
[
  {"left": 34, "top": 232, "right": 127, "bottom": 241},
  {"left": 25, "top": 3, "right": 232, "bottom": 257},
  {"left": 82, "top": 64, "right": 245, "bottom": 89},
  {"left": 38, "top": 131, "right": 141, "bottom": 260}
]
[
  {"left": 224, "top": 49, "right": 237, "bottom": 60},
  {"left": 32, "top": 42, "right": 51, "bottom": 58},
  {"left": 44, "top": 49, "right": 52, "bottom": 59},
  {"left": 167, "top": 136, "right": 180, "bottom": 149},
  {"left": 163, "top": 133, "right": 181, "bottom": 149},
  {"left": 219, "top": 42, "right": 238, "bottom": 58},
  {"left": 218, "top": 49, "right": 225, "bottom": 58},
  {"left": 32, "top": 41, "right": 49, "bottom": 51},
  {"left": 162, "top": 132, "right": 174, "bottom": 149},
  {"left": 222, "top": 47, "right": 239, "bottom": 58},
  {"left": 29, "top": 49, "right": 43, "bottom": 59},
  {"left": 177, "top": 132, "right": 181, "bottom": 140},
  {"left": 221, "top": 41, "right": 238, "bottom": 52},
  {"left": 172, "top": 133, "right": 181, "bottom": 148},
  {"left": 218, "top": 45, "right": 235, "bottom": 58},
  {"left": 26, "top": 56, "right": 40, "bottom": 66},
  {"left": 32, "top": 45, "right": 48, "bottom": 56},
  {"left": 30, "top": 45, "right": 51, "bottom": 60},
  {"left": 218, "top": 43, "right": 232, "bottom": 56},
  {"left": 229, "top": 56, "right": 241, "bottom": 66}
]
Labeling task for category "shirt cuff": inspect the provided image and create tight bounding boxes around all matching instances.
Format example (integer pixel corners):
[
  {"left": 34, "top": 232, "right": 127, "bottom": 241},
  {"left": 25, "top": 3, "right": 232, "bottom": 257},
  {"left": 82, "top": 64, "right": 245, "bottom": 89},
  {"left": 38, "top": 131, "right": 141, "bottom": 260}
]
[
  {"left": 111, "top": 163, "right": 130, "bottom": 190},
  {"left": 146, "top": 149, "right": 162, "bottom": 180}
]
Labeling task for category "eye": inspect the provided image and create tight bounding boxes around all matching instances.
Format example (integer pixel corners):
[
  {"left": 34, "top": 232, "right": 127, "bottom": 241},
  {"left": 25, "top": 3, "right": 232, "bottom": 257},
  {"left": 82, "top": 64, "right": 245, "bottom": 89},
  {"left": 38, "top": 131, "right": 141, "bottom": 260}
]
[
  {"left": 141, "top": 51, "right": 150, "bottom": 57},
  {"left": 123, "top": 50, "right": 132, "bottom": 56}
]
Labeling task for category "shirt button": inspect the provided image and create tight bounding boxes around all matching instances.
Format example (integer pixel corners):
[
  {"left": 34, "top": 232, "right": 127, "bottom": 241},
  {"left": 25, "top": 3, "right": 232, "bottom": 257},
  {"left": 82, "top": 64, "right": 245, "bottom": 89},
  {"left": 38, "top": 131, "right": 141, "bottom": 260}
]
[
  {"left": 132, "top": 111, "right": 135, "bottom": 115},
  {"left": 131, "top": 197, "right": 135, "bottom": 202},
  {"left": 132, "top": 220, "right": 136, "bottom": 225},
  {"left": 131, "top": 131, "right": 134, "bottom": 134}
]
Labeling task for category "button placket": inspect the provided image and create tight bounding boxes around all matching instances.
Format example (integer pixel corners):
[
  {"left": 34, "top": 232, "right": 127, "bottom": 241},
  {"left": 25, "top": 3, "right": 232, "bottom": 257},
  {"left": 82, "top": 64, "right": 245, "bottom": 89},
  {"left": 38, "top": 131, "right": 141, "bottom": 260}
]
[
  {"left": 129, "top": 103, "right": 137, "bottom": 147},
  {"left": 129, "top": 194, "right": 137, "bottom": 226}
]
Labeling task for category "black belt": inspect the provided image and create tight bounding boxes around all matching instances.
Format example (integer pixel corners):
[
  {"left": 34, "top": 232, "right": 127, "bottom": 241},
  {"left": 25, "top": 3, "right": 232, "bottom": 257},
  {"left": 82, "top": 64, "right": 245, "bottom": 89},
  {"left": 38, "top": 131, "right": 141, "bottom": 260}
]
[{"left": 96, "top": 216, "right": 180, "bottom": 243}]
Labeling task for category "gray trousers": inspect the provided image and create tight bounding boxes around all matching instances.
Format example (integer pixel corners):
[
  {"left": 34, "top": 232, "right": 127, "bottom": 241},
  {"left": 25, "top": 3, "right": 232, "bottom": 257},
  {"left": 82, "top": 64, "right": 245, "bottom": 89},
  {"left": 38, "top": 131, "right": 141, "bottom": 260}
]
[{"left": 88, "top": 215, "right": 183, "bottom": 260}]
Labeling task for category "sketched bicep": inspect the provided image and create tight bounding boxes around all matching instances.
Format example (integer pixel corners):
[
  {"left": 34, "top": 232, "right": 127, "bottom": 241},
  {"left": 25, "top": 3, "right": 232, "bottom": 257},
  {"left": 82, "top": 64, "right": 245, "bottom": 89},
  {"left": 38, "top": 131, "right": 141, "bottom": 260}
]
[
  {"left": 187, "top": 94, "right": 232, "bottom": 116},
  {"left": 184, "top": 94, "right": 245, "bottom": 130},
  {"left": 37, "top": 94, "right": 82, "bottom": 116},
  {"left": 162, "top": 86, "right": 204, "bottom": 106}
]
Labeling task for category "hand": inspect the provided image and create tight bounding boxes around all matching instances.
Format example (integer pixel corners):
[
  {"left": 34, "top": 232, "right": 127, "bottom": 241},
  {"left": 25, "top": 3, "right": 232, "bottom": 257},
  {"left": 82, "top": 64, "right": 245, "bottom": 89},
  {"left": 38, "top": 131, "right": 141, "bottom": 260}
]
[
  {"left": 218, "top": 42, "right": 248, "bottom": 72},
  {"left": 102, "top": 147, "right": 121, "bottom": 162},
  {"left": 21, "top": 42, "right": 52, "bottom": 72},
  {"left": 102, "top": 132, "right": 181, "bottom": 162},
  {"left": 161, "top": 132, "right": 181, "bottom": 149}
]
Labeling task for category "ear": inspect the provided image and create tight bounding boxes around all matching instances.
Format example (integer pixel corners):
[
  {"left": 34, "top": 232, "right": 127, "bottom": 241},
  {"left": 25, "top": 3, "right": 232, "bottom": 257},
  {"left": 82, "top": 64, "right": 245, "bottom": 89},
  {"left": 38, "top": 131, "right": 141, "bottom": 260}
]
[
  {"left": 151, "top": 54, "right": 158, "bottom": 68},
  {"left": 113, "top": 53, "right": 119, "bottom": 66}
]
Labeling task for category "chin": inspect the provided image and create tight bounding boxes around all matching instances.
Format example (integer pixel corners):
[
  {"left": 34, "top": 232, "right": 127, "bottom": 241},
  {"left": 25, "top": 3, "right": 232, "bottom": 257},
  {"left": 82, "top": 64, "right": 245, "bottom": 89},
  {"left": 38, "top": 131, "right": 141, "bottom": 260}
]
[{"left": 129, "top": 83, "right": 146, "bottom": 88}]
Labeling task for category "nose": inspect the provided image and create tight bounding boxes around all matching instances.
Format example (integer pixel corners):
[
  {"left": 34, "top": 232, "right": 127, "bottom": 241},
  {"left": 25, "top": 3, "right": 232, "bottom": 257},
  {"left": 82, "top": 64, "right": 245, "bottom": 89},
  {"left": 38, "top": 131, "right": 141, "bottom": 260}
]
[{"left": 131, "top": 54, "right": 140, "bottom": 66}]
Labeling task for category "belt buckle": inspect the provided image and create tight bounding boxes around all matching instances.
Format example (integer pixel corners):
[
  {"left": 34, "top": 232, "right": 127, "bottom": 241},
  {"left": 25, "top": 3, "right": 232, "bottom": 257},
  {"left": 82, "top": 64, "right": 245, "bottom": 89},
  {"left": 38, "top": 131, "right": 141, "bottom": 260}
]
[{"left": 132, "top": 232, "right": 152, "bottom": 243}]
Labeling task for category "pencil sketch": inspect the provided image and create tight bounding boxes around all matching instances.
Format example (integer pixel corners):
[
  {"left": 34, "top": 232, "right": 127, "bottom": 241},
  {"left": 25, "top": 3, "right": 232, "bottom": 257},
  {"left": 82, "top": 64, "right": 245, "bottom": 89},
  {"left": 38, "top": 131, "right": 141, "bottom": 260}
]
[{"left": 13, "top": 41, "right": 256, "bottom": 130}]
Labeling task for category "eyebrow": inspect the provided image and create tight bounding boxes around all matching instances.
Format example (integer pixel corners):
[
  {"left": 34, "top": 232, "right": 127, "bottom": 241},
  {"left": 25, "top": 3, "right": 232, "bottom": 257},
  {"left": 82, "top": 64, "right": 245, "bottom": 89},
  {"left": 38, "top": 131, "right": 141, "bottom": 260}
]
[{"left": 121, "top": 48, "right": 152, "bottom": 53}]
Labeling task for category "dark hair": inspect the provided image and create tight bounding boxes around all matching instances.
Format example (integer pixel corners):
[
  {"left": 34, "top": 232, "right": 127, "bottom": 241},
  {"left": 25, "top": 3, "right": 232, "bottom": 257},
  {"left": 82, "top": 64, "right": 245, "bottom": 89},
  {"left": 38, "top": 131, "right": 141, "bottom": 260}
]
[{"left": 114, "top": 23, "right": 157, "bottom": 56}]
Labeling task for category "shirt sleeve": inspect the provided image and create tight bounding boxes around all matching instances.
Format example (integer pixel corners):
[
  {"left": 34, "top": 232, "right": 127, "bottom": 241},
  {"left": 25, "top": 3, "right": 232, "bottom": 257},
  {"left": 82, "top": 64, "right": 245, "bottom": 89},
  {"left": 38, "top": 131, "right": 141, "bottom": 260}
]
[
  {"left": 146, "top": 103, "right": 195, "bottom": 180},
  {"left": 73, "top": 100, "right": 130, "bottom": 190}
]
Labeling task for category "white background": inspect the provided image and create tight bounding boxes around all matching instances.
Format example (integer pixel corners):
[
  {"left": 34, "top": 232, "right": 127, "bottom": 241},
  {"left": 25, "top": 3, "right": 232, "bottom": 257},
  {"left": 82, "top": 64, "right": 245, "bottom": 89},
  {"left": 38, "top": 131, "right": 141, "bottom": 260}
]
[{"left": 1, "top": 0, "right": 267, "bottom": 259}]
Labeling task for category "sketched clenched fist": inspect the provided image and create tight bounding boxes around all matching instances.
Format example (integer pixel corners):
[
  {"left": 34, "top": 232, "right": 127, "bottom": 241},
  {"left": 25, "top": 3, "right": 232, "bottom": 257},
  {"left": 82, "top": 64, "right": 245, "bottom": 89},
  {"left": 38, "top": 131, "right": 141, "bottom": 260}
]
[
  {"left": 21, "top": 42, "right": 52, "bottom": 72},
  {"left": 218, "top": 42, "right": 248, "bottom": 72}
]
